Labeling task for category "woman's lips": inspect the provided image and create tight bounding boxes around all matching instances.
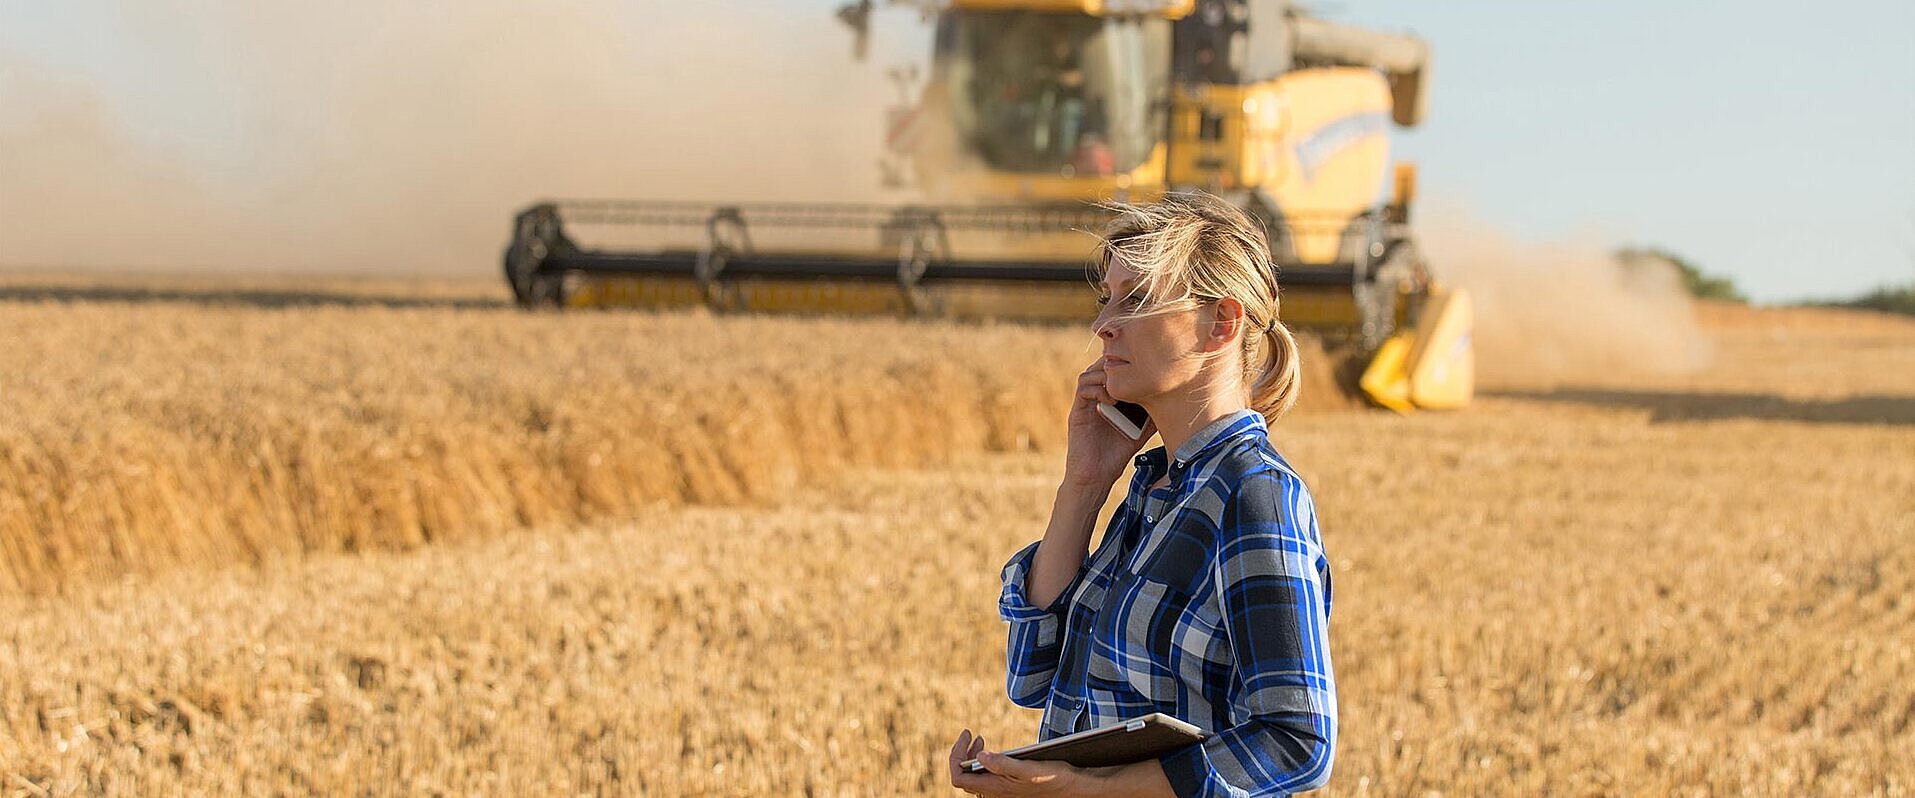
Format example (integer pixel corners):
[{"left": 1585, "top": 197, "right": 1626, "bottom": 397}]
[{"left": 1103, "top": 356, "right": 1129, "bottom": 367}]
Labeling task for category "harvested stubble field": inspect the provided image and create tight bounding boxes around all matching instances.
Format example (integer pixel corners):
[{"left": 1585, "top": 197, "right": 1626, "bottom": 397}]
[{"left": 2, "top": 275, "right": 1912, "bottom": 796}]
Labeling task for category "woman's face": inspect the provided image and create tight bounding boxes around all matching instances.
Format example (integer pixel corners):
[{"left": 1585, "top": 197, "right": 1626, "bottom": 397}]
[{"left": 1094, "top": 254, "right": 1208, "bottom": 404}]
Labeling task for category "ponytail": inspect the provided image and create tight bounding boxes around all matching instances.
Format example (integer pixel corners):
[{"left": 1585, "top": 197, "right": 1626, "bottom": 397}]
[{"left": 1248, "top": 318, "right": 1302, "bottom": 422}]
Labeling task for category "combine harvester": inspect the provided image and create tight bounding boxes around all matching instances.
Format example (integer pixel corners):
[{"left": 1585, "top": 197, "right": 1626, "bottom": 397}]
[{"left": 502, "top": 0, "right": 1471, "bottom": 411}]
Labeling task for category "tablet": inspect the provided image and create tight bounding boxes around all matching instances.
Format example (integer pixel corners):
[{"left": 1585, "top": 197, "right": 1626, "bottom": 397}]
[{"left": 961, "top": 713, "right": 1207, "bottom": 773}]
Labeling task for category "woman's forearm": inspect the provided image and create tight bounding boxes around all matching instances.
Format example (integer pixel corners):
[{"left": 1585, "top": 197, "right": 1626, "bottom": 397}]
[
  {"left": 1085, "top": 759, "right": 1177, "bottom": 798},
  {"left": 1026, "top": 481, "right": 1110, "bottom": 608}
]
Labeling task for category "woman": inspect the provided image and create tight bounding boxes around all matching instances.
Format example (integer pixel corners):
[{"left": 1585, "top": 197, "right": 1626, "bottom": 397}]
[{"left": 948, "top": 193, "right": 1336, "bottom": 797}]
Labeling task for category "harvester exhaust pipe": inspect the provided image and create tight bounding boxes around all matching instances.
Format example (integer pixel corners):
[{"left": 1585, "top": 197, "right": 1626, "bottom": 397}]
[{"left": 837, "top": 0, "right": 873, "bottom": 60}]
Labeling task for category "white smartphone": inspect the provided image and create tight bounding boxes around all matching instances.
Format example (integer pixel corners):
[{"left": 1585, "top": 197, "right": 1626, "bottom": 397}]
[{"left": 1096, "top": 401, "right": 1150, "bottom": 440}]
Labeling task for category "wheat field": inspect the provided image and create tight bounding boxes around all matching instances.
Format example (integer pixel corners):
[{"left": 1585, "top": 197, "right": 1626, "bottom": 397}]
[{"left": 2, "top": 275, "right": 1911, "bottom": 796}]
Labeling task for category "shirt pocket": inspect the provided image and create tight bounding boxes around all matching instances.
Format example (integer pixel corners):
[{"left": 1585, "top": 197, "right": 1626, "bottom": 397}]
[
  {"left": 1083, "top": 567, "right": 1219, "bottom": 700},
  {"left": 1127, "top": 524, "right": 1212, "bottom": 599}
]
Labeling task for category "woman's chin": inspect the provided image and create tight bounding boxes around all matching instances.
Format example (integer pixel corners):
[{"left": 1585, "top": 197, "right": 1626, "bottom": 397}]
[{"left": 1104, "top": 379, "right": 1146, "bottom": 405}]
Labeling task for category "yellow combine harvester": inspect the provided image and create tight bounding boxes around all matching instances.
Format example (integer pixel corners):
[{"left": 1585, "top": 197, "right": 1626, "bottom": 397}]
[{"left": 502, "top": 0, "right": 1472, "bottom": 410}]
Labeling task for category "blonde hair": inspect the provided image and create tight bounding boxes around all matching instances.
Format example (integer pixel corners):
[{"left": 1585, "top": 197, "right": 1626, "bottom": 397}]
[{"left": 1092, "top": 191, "right": 1302, "bottom": 421}]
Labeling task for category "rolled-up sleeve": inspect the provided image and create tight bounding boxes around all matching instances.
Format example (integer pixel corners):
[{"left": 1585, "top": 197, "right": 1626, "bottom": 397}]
[
  {"left": 1159, "top": 469, "right": 1336, "bottom": 797},
  {"left": 998, "top": 540, "right": 1082, "bottom": 709}
]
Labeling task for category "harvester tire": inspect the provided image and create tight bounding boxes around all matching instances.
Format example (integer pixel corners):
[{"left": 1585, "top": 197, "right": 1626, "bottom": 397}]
[{"left": 505, "top": 204, "right": 566, "bottom": 309}]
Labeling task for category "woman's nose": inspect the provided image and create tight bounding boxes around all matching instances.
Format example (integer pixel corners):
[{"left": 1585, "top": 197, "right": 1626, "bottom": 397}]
[{"left": 1092, "top": 305, "right": 1119, "bottom": 338}]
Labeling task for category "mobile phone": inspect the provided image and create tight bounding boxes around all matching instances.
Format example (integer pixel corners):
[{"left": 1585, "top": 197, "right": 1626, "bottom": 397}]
[{"left": 1096, "top": 401, "right": 1150, "bottom": 440}]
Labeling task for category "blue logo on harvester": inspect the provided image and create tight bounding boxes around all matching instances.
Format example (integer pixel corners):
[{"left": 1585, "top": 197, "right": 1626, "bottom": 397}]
[{"left": 1293, "top": 112, "right": 1389, "bottom": 182}]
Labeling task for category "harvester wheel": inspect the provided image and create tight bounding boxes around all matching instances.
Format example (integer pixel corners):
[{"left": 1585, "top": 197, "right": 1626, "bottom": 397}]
[{"left": 504, "top": 204, "right": 565, "bottom": 309}]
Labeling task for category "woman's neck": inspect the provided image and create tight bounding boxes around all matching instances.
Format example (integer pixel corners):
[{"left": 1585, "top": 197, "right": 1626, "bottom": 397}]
[{"left": 1142, "top": 388, "right": 1248, "bottom": 459}]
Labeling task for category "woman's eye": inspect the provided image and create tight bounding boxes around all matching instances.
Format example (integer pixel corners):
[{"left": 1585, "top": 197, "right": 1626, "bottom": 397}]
[{"left": 1095, "top": 295, "right": 1111, "bottom": 307}]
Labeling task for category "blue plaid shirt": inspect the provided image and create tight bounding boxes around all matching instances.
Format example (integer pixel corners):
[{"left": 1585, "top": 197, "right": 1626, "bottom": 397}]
[{"left": 998, "top": 410, "right": 1336, "bottom": 797}]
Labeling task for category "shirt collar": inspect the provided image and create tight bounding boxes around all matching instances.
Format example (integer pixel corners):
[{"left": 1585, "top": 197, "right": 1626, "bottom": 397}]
[{"left": 1132, "top": 409, "right": 1264, "bottom": 478}]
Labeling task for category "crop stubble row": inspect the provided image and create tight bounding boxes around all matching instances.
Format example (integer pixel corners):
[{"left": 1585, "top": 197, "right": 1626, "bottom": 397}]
[{"left": 0, "top": 295, "right": 1087, "bottom": 595}]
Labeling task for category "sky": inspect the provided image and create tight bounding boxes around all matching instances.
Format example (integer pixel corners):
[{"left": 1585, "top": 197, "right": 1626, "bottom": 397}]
[
  {"left": 1328, "top": 0, "right": 1915, "bottom": 302},
  {"left": 1, "top": 0, "right": 1910, "bottom": 302}
]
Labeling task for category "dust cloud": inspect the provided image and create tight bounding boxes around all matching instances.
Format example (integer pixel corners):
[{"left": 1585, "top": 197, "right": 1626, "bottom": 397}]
[
  {"left": 0, "top": 2, "right": 905, "bottom": 277},
  {"left": 1417, "top": 203, "right": 1714, "bottom": 389}
]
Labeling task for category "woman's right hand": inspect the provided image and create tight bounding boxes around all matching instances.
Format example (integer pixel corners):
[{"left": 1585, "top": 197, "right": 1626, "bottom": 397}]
[{"left": 1061, "top": 360, "right": 1156, "bottom": 490}]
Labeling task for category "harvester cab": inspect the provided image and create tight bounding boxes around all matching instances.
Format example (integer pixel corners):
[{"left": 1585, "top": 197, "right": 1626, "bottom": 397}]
[{"left": 502, "top": 0, "right": 1473, "bottom": 411}]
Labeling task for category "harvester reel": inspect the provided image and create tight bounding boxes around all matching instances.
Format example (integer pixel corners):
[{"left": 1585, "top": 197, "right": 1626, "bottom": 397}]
[
  {"left": 895, "top": 213, "right": 950, "bottom": 315},
  {"left": 505, "top": 204, "right": 566, "bottom": 309},
  {"left": 695, "top": 208, "right": 754, "bottom": 311}
]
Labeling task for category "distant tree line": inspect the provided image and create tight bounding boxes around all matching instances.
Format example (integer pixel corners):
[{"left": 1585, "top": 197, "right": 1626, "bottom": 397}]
[
  {"left": 1614, "top": 246, "right": 1746, "bottom": 303},
  {"left": 1612, "top": 246, "right": 1915, "bottom": 316},
  {"left": 1814, "top": 281, "right": 1915, "bottom": 317}
]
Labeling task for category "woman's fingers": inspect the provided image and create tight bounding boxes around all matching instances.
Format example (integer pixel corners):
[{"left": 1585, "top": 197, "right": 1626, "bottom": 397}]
[
  {"left": 1076, "top": 374, "right": 1114, "bottom": 403},
  {"left": 949, "top": 730, "right": 1005, "bottom": 797},
  {"left": 948, "top": 729, "right": 972, "bottom": 782},
  {"left": 1074, "top": 362, "right": 1123, "bottom": 409},
  {"left": 1077, "top": 386, "right": 1115, "bottom": 405}
]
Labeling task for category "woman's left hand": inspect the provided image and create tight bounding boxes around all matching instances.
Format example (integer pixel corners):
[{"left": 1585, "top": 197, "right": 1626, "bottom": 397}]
[{"left": 948, "top": 729, "right": 1098, "bottom": 797}]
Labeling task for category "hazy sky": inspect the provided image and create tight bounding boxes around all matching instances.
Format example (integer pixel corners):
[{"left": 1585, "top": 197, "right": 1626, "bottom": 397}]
[
  {"left": 3, "top": 1, "right": 1911, "bottom": 302},
  {"left": 1334, "top": 0, "right": 1915, "bottom": 303}
]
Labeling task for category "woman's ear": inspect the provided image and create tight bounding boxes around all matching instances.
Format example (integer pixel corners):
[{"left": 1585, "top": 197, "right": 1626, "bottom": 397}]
[{"left": 1206, "top": 297, "right": 1247, "bottom": 351}]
